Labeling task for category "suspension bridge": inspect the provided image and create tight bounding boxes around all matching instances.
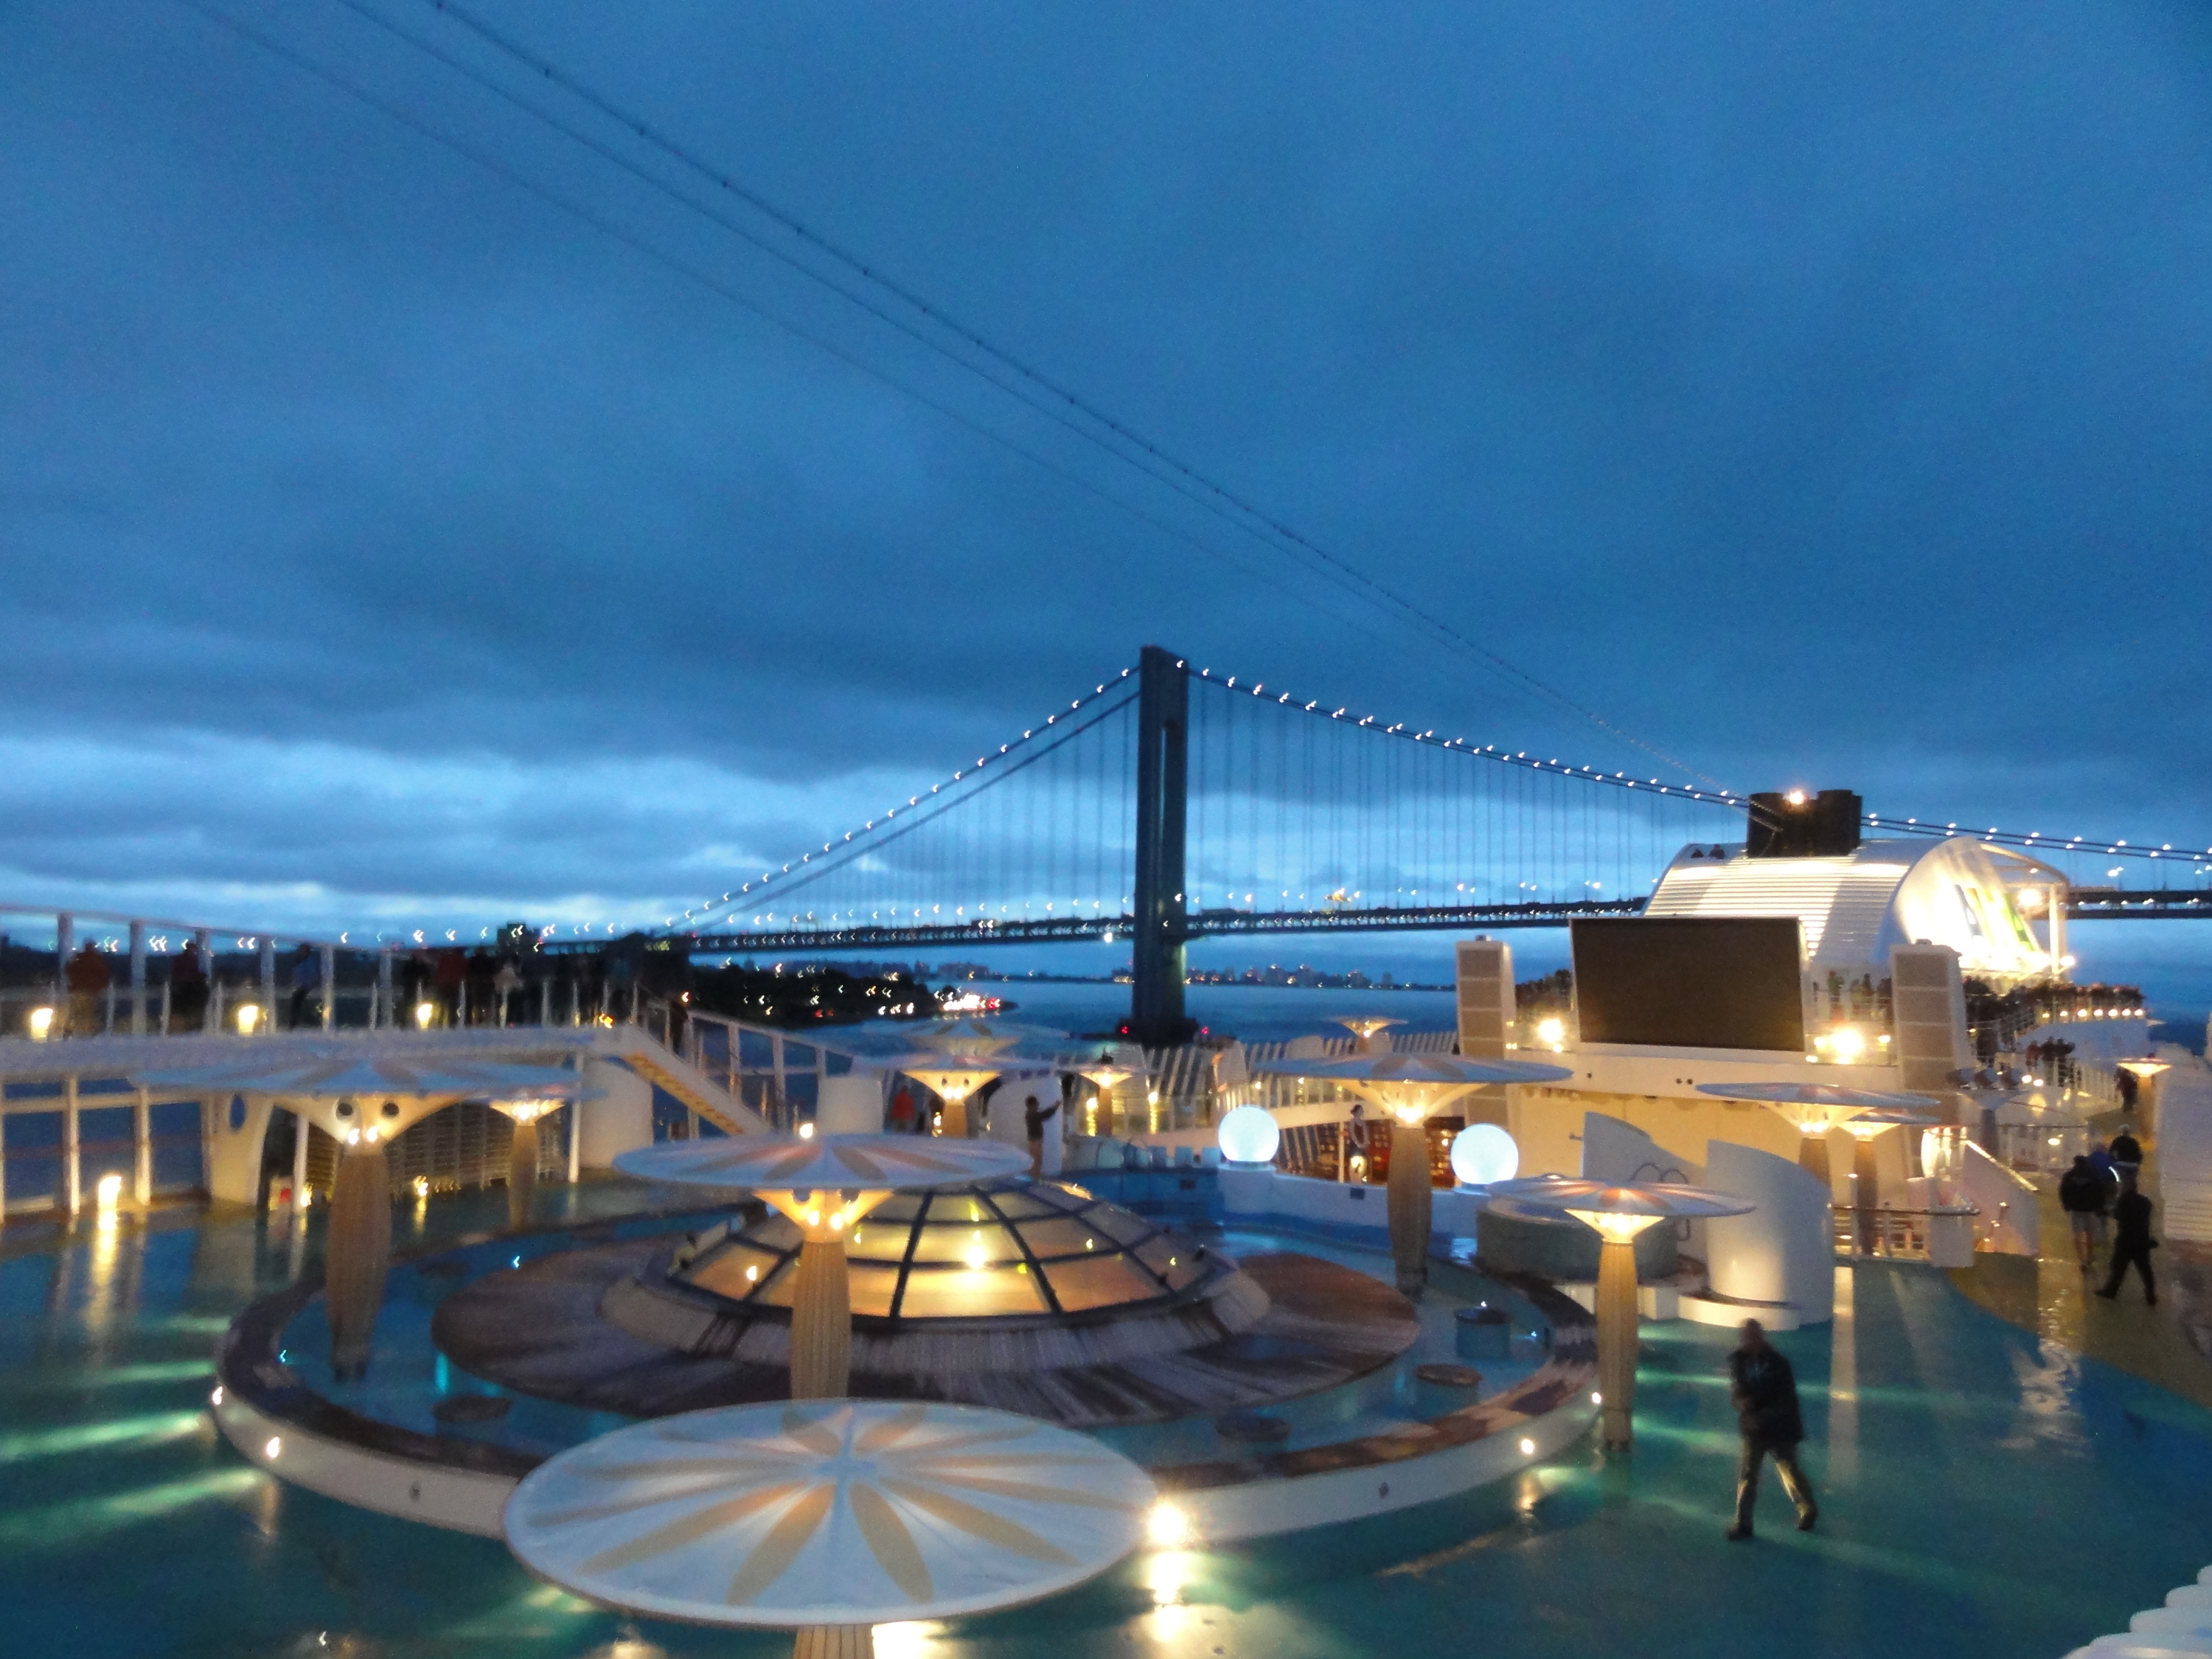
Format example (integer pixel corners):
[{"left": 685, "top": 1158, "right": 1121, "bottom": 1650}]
[{"left": 641, "top": 646, "right": 2212, "bottom": 1040}]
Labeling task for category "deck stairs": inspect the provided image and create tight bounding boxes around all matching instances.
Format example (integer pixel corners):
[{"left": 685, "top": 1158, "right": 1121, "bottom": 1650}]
[{"left": 603, "top": 1028, "right": 768, "bottom": 1135}]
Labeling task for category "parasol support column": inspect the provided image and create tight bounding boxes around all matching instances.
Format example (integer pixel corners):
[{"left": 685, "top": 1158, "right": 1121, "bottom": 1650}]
[
  {"left": 1797, "top": 1132, "right": 1831, "bottom": 1190},
  {"left": 1386, "top": 1117, "right": 1433, "bottom": 1300},
  {"left": 327, "top": 1141, "right": 392, "bottom": 1379},
  {"left": 766, "top": 1191, "right": 890, "bottom": 1400},
  {"left": 1850, "top": 1133, "right": 1882, "bottom": 1256},
  {"left": 793, "top": 1624, "right": 872, "bottom": 1659},
  {"left": 1596, "top": 1236, "right": 1639, "bottom": 1449},
  {"left": 508, "top": 1120, "right": 539, "bottom": 1229},
  {"left": 789, "top": 1240, "right": 852, "bottom": 1399},
  {"left": 938, "top": 1094, "right": 967, "bottom": 1139}
]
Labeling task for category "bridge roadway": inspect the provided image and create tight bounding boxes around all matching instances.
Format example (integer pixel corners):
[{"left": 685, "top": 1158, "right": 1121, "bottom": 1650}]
[{"left": 580, "top": 887, "right": 2211, "bottom": 958}]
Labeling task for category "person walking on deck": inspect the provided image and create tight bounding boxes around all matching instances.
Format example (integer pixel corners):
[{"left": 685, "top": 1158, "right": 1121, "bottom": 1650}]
[
  {"left": 1727, "top": 1319, "right": 1818, "bottom": 1540},
  {"left": 2058, "top": 1155, "right": 2110, "bottom": 1272},
  {"left": 2096, "top": 1172, "right": 2158, "bottom": 1305},
  {"left": 2110, "top": 1124, "right": 2144, "bottom": 1182}
]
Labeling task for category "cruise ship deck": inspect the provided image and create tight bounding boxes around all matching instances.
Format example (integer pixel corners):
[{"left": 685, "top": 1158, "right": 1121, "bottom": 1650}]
[{"left": 10, "top": 1178, "right": 2210, "bottom": 1659}]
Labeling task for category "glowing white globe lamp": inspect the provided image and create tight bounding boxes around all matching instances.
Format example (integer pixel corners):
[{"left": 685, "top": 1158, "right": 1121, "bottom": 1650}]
[
  {"left": 1449, "top": 1124, "right": 1518, "bottom": 1189},
  {"left": 1216, "top": 1104, "right": 1281, "bottom": 1167}
]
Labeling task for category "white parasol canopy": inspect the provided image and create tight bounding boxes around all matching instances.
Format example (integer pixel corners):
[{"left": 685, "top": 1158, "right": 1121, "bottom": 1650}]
[
  {"left": 614, "top": 1134, "right": 1026, "bottom": 1194},
  {"left": 504, "top": 1399, "right": 1158, "bottom": 1627},
  {"left": 1697, "top": 1082, "right": 1938, "bottom": 1110},
  {"left": 1484, "top": 1175, "right": 1756, "bottom": 1226},
  {"left": 1252, "top": 1051, "right": 1572, "bottom": 1120},
  {"left": 134, "top": 1051, "right": 584, "bottom": 1099}
]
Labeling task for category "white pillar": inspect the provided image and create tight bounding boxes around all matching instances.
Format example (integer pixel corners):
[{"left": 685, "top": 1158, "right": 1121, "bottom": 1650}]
[
  {"left": 292, "top": 1108, "right": 310, "bottom": 1213},
  {"left": 64, "top": 1074, "right": 81, "bottom": 1217},
  {"left": 258, "top": 938, "right": 276, "bottom": 1034},
  {"left": 129, "top": 921, "right": 147, "bottom": 1037},
  {"left": 133, "top": 1086, "right": 152, "bottom": 1205},
  {"left": 2051, "top": 880, "right": 2069, "bottom": 970},
  {"left": 319, "top": 944, "right": 335, "bottom": 1032},
  {"left": 194, "top": 930, "right": 213, "bottom": 1032},
  {"left": 566, "top": 1051, "right": 583, "bottom": 1183}
]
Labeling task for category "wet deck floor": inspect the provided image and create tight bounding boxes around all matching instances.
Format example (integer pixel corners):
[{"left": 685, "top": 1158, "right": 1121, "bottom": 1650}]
[{"left": 5, "top": 1183, "right": 2208, "bottom": 1658}]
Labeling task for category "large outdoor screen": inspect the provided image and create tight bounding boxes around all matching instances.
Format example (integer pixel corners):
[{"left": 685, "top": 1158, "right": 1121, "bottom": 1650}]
[{"left": 1570, "top": 917, "right": 1806, "bottom": 1052}]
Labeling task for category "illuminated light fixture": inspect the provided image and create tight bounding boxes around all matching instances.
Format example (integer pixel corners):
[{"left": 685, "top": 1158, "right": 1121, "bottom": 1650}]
[
  {"left": 95, "top": 1172, "right": 123, "bottom": 1216},
  {"left": 235, "top": 1003, "right": 262, "bottom": 1036},
  {"left": 1215, "top": 1104, "right": 1281, "bottom": 1166},
  {"left": 413, "top": 1001, "right": 436, "bottom": 1029},
  {"left": 1519, "top": 1437, "right": 1537, "bottom": 1455},
  {"left": 1488, "top": 1177, "right": 1753, "bottom": 1450},
  {"left": 265, "top": 1436, "right": 282, "bottom": 1460},
  {"left": 1534, "top": 1016, "right": 1567, "bottom": 1051},
  {"left": 798, "top": 1122, "right": 816, "bottom": 1141},
  {"left": 1147, "top": 1501, "right": 1193, "bottom": 1549},
  {"left": 412, "top": 1176, "right": 431, "bottom": 1198},
  {"left": 211, "top": 1386, "right": 224, "bottom": 1407},
  {"left": 1590, "top": 1391, "right": 1603, "bottom": 1405},
  {"left": 1784, "top": 789, "right": 1807, "bottom": 806},
  {"left": 26, "top": 1005, "right": 55, "bottom": 1041},
  {"left": 1450, "top": 1124, "right": 1519, "bottom": 1188},
  {"left": 1826, "top": 1025, "right": 1867, "bottom": 1065}
]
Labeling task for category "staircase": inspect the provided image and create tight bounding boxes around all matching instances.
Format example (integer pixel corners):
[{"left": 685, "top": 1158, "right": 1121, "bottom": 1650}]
[{"left": 606, "top": 1029, "right": 768, "bottom": 1135}]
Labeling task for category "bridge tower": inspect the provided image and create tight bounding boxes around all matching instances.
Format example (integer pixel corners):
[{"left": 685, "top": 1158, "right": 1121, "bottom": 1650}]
[{"left": 1130, "top": 644, "right": 1194, "bottom": 1046}]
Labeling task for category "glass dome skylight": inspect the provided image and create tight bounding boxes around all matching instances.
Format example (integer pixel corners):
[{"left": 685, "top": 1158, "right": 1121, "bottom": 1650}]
[{"left": 669, "top": 1176, "right": 1220, "bottom": 1323}]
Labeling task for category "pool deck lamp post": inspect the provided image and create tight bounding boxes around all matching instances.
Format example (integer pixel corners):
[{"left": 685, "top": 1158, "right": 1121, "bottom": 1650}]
[
  {"left": 1487, "top": 1177, "right": 1754, "bottom": 1450},
  {"left": 1695, "top": 1082, "right": 1942, "bottom": 1189},
  {"left": 616, "top": 1130, "right": 1026, "bottom": 1397},
  {"left": 889, "top": 1054, "right": 1006, "bottom": 1139},
  {"left": 1256, "top": 1054, "right": 1571, "bottom": 1298}
]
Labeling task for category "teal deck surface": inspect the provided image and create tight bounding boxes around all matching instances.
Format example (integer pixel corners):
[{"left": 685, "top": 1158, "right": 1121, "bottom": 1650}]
[{"left": 5, "top": 1188, "right": 2205, "bottom": 1658}]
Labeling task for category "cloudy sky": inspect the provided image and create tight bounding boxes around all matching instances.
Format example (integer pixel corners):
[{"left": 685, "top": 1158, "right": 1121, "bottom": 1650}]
[{"left": 4, "top": 1, "right": 2211, "bottom": 989}]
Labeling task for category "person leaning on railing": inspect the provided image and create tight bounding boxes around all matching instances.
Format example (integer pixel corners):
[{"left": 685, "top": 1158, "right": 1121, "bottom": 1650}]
[{"left": 64, "top": 942, "right": 109, "bottom": 1037}]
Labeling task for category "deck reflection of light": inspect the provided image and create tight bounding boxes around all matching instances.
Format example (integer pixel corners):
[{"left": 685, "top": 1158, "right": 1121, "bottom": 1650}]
[
  {"left": 0, "top": 1468, "right": 263, "bottom": 1549},
  {"left": 0, "top": 1409, "right": 204, "bottom": 1463}
]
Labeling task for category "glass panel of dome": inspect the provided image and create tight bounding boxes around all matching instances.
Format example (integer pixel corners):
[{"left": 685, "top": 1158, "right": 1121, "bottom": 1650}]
[
  {"left": 896, "top": 1262, "right": 1049, "bottom": 1318},
  {"left": 843, "top": 1227, "right": 906, "bottom": 1265},
  {"left": 688, "top": 1243, "right": 784, "bottom": 1301},
  {"left": 1134, "top": 1237, "right": 1183, "bottom": 1276},
  {"left": 983, "top": 1189, "right": 1062, "bottom": 1219},
  {"left": 908, "top": 1223, "right": 1018, "bottom": 1265},
  {"left": 1160, "top": 1255, "right": 1206, "bottom": 1292},
  {"left": 749, "top": 1212, "right": 802, "bottom": 1251},
  {"left": 848, "top": 1262, "right": 902, "bottom": 1318},
  {"left": 868, "top": 1193, "right": 926, "bottom": 1223},
  {"left": 1014, "top": 1217, "right": 1104, "bottom": 1259},
  {"left": 1086, "top": 1206, "right": 1155, "bottom": 1246},
  {"left": 1038, "top": 1252, "right": 1160, "bottom": 1312},
  {"left": 924, "top": 1192, "right": 995, "bottom": 1226},
  {"left": 752, "top": 1258, "right": 802, "bottom": 1307}
]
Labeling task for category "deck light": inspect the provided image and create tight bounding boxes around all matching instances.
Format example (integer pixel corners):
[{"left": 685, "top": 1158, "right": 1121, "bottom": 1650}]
[
  {"left": 235, "top": 1003, "right": 261, "bottom": 1036},
  {"left": 265, "top": 1436, "right": 282, "bottom": 1460},
  {"left": 1489, "top": 1177, "right": 1753, "bottom": 1449},
  {"left": 27, "top": 1005, "right": 55, "bottom": 1040},
  {"left": 413, "top": 1001, "right": 435, "bottom": 1029},
  {"left": 1519, "top": 1437, "right": 1537, "bottom": 1455},
  {"left": 1147, "top": 1502, "right": 1192, "bottom": 1548},
  {"left": 96, "top": 1173, "right": 122, "bottom": 1217},
  {"left": 1534, "top": 1016, "right": 1567, "bottom": 1050}
]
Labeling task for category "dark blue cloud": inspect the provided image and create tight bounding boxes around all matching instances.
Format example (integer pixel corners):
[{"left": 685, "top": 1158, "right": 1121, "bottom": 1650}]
[{"left": 3, "top": 0, "right": 2211, "bottom": 936}]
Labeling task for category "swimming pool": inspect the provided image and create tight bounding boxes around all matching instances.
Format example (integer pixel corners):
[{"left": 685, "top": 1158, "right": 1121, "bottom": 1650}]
[{"left": 7, "top": 1184, "right": 2210, "bottom": 1658}]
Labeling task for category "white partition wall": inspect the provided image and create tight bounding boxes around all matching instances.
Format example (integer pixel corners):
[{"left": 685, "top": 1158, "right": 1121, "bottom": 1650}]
[{"left": 1703, "top": 1140, "right": 1835, "bottom": 1324}]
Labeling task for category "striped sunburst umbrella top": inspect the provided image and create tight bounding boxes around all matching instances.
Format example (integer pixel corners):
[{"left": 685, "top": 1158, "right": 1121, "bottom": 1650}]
[
  {"left": 613, "top": 1133, "right": 1027, "bottom": 1194},
  {"left": 504, "top": 1399, "right": 1157, "bottom": 1626}
]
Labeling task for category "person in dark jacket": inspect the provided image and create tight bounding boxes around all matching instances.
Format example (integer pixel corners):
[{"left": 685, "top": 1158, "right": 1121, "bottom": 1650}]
[
  {"left": 2057, "top": 1155, "right": 2110, "bottom": 1271},
  {"left": 2109, "top": 1125, "right": 2144, "bottom": 1179},
  {"left": 1727, "top": 1319, "right": 1817, "bottom": 1540},
  {"left": 2096, "top": 1173, "right": 2158, "bottom": 1305}
]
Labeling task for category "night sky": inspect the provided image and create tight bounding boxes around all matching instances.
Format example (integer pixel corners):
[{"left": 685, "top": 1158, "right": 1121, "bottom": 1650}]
[{"left": 4, "top": 1, "right": 2211, "bottom": 997}]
